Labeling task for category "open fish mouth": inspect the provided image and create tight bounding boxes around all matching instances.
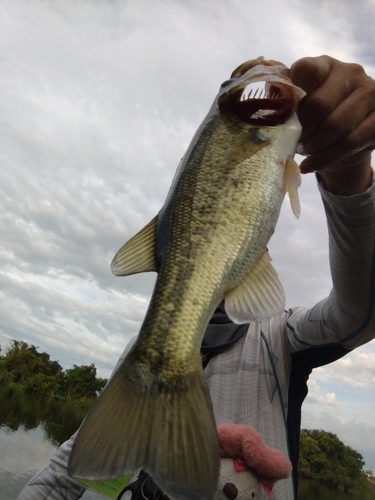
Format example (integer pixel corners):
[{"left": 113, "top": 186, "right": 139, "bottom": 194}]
[
  {"left": 218, "top": 56, "right": 305, "bottom": 126},
  {"left": 229, "top": 81, "right": 297, "bottom": 126}
]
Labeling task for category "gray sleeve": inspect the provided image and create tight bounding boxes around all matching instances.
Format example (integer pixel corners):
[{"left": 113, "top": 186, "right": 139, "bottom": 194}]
[
  {"left": 16, "top": 337, "right": 138, "bottom": 500},
  {"left": 15, "top": 433, "right": 87, "bottom": 500},
  {"left": 287, "top": 177, "right": 375, "bottom": 352}
]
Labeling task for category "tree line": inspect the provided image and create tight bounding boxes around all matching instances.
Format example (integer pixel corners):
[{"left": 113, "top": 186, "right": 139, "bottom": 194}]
[
  {"left": 0, "top": 340, "right": 107, "bottom": 404},
  {"left": 1, "top": 341, "right": 374, "bottom": 495},
  {"left": 298, "top": 428, "right": 374, "bottom": 495}
]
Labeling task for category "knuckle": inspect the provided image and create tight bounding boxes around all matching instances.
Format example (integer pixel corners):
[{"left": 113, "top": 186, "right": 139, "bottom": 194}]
[
  {"left": 334, "top": 59, "right": 365, "bottom": 76},
  {"left": 348, "top": 62, "right": 366, "bottom": 76},
  {"left": 345, "top": 63, "right": 372, "bottom": 89},
  {"left": 341, "top": 63, "right": 365, "bottom": 75}
]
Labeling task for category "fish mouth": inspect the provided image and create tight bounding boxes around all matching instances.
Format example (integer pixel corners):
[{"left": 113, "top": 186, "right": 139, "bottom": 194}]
[
  {"left": 218, "top": 57, "right": 306, "bottom": 126},
  {"left": 228, "top": 81, "right": 296, "bottom": 126}
]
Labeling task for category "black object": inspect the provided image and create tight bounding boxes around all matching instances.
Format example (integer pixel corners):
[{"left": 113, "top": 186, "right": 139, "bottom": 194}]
[
  {"left": 287, "top": 343, "right": 349, "bottom": 497},
  {"left": 118, "top": 470, "right": 169, "bottom": 500}
]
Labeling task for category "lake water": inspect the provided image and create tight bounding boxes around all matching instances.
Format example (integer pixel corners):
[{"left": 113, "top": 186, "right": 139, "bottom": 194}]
[
  {"left": 0, "top": 386, "right": 87, "bottom": 499},
  {"left": 1, "top": 387, "right": 374, "bottom": 499},
  {"left": 1, "top": 424, "right": 59, "bottom": 499}
]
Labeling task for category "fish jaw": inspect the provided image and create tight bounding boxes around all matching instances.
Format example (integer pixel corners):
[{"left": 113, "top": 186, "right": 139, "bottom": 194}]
[
  {"left": 230, "top": 56, "right": 286, "bottom": 78},
  {"left": 217, "top": 57, "right": 306, "bottom": 126},
  {"left": 219, "top": 56, "right": 305, "bottom": 105}
]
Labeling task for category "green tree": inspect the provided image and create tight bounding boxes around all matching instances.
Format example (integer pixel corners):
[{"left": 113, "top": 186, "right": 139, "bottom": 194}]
[
  {"left": 0, "top": 340, "right": 107, "bottom": 402},
  {"left": 299, "top": 429, "right": 369, "bottom": 494},
  {"left": 0, "top": 340, "right": 63, "bottom": 392},
  {"left": 64, "top": 363, "right": 106, "bottom": 400}
]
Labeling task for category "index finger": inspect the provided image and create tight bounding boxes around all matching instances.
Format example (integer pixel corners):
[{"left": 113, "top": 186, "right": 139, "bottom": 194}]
[
  {"left": 290, "top": 56, "right": 332, "bottom": 94},
  {"left": 290, "top": 56, "right": 359, "bottom": 145},
  {"left": 290, "top": 56, "right": 334, "bottom": 143}
]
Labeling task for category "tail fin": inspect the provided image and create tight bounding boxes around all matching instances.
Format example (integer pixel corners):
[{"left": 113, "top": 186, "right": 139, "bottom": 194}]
[{"left": 68, "top": 359, "right": 220, "bottom": 500}]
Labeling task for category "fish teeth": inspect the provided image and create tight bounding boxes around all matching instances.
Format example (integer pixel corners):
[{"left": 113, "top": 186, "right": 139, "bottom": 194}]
[
  {"left": 241, "top": 87, "right": 280, "bottom": 101},
  {"left": 241, "top": 83, "right": 269, "bottom": 101}
]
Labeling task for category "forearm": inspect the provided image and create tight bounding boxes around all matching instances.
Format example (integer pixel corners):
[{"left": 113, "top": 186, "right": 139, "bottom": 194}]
[
  {"left": 323, "top": 176, "right": 375, "bottom": 334},
  {"left": 288, "top": 176, "right": 375, "bottom": 350}
]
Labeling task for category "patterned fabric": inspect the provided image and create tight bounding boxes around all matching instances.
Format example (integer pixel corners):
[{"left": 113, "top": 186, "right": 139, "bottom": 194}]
[
  {"left": 206, "top": 315, "right": 293, "bottom": 499},
  {"left": 15, "top": 431, "right": 87, "bottom": 500},
  {"left": 16, "top": 180, "right": 375, "bottom": 500}
]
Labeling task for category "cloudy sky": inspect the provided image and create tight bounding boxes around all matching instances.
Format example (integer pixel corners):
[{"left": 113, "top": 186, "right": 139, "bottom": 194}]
[{"left": 1, "top": 0, "right": 374, "bottom": 472}]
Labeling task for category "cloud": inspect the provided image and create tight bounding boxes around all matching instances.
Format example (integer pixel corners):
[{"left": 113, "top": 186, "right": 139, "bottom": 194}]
[
  {"left": 1, "top": 0, "right": 374, "bottom": 370},
  {"left": 325, "top": 392, "right": 338, "bottom": 407},
  {"left": 1, "top": 0, "right": 375, "bottom": 471},
  {"left": 311, "top": 347, "right": 375, "bottom": 391}
]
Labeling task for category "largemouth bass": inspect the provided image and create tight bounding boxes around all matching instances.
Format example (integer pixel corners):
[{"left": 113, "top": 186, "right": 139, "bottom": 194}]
[{"left": 68, "top": 56, "right": 305, "bottom": 500}]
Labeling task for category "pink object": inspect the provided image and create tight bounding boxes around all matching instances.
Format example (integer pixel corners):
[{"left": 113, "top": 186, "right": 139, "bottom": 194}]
[
  {"left": 259, "top": 478, "right": 273, "bottom": 500},
  {"left": 217, "top": 423, "right": 292, "bottom": 498},
  {"left": 233, "top": 458, "right": 248, "bottom": 472}
]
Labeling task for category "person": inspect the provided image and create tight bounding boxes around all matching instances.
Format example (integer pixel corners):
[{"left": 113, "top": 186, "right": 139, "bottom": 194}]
[{"left": 16, "top": 55, "right": 375, "bottom": 500}]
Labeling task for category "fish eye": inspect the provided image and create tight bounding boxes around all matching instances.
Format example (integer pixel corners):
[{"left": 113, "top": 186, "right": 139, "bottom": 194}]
[{"left": 221, "top": 79, "right": 233, "bottom": 88}]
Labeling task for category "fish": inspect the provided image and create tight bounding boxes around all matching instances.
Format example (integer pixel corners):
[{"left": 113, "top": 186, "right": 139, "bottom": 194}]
[{"left": 68, "top": 56, "right": 306, "bottom": 500}]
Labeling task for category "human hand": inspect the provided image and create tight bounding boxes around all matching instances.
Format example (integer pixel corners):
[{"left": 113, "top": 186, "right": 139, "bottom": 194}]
[{"left": 290, "top": 55, "right": 375, "bottom": 195}]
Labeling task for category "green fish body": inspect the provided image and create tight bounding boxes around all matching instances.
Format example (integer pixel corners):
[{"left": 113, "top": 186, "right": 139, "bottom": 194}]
[{"left": 68, "top": 57, "right": 305, "bottom": 500}]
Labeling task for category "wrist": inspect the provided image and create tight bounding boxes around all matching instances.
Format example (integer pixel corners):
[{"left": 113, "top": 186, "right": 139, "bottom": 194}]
[{"left": 317, "top": 156, "right": 373, "bottom": 196}]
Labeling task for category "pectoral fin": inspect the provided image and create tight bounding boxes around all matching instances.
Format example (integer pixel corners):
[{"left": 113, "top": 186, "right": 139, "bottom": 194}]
[
  {"left": 284, "top": 157, "right": 301, "bottom": 219},
  {"left": 224, "top": 250, "right": 285, "bottom": 322},
  {"left": 111, "top": 216, "right": 158, "bottom": 276}
]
